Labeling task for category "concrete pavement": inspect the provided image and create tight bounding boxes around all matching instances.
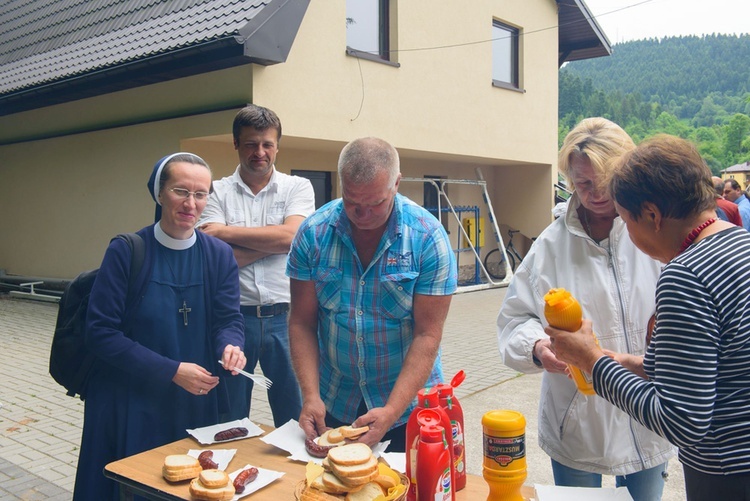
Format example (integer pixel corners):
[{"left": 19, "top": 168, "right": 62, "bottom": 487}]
[{"left": 0, "top": 288, "right": 685, "bottom": 499}]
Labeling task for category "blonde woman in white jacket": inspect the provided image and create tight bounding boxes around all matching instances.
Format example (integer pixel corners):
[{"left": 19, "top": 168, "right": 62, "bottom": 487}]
[{"left": 497, "top": 118, "right": 676, "bottom": 501}]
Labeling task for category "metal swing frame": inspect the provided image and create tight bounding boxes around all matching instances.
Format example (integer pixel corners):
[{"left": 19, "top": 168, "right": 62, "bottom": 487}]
[{"left": 400, "top": 168, "right": 513, "bottom": 292}]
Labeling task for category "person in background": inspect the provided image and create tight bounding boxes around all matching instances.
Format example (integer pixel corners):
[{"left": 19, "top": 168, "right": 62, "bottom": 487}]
[
  {"left": 711, "top": 176, "right": 742, "bottom": 225},
  {"left": 497, "top": 118, "right": 675, "bottom": 501},
  {"left": 722, "top": 179, "right": 750, "bottom": 230},
  {"left": 547, "top": 134, "right": 750, "bottom": 500},
  {"left": 199, "top": 105, "right": 315, "bottom": 427},
  {"left": 287, "top": 137, "right": 457, "bottom": 452},
  {"left": 74, "top": 153, "right": 246, "bottom": 500}
]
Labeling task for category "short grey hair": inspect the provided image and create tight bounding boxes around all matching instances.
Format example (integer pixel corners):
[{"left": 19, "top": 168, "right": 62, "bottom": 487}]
[{"left": 338, "top": 137, "right": 400, "bottom": 187}]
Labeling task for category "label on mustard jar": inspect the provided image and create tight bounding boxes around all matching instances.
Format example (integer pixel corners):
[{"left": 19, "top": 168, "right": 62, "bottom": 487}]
[{"left": 484, "top": 434, "right": 525, "bottom": 467}]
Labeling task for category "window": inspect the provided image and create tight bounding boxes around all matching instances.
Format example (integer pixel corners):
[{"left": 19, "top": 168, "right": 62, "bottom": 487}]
[
  {"left": 492, "top": 20, "right": 520, "bottom": 90},
  {"left": 346, "top": 0, "right": 393, "bottom": 64}
]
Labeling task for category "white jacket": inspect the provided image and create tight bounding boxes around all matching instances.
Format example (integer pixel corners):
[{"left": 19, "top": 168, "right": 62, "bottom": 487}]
[{"left": 497, "top": 194, "right": 676, "bottom": 475}]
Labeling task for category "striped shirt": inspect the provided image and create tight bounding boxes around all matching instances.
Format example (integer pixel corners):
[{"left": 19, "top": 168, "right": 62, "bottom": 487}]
[
  {"left": 286, "top": 194, "right": 457, "bottom": 426},
  {"left": 594, "top": 226, "right": 750, "bottom": 475}
]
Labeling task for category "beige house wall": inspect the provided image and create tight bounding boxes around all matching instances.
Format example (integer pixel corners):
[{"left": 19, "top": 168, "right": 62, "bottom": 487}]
[
  {"left": 721, "top": 171, "right": 750, "bottom": 188},
  {"left": 0, "top": 0, "right": 559, "bottom": 280}
]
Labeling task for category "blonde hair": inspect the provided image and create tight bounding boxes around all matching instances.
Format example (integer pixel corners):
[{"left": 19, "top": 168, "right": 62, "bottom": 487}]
[{"left": 558, "top": 117, "right": 635, "bottom": 192}]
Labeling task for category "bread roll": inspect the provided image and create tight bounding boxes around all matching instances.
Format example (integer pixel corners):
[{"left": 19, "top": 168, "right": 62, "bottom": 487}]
[
  {"left": 327, "top": 444, "right": 372, "bottom": 466},
  {"left": 321, "top": 472, "right": 363, "bottom": 494},
  {"left": 339, "top": 425, "right": 369, "bottom": 439},
  {"left": 162, "top": 454, "right": 202, "bottom": 482},
  {"left": 189, "top": 477, "right": 235, "bottom": 501},
  {"left": 345, "top": 482, "right": 385, "bottom": 501},
  {"left": 329, "top": 456, "right": 379, "bottom": 479},
  {"left": 198, "top": 469, "right": 229, "bottom": 489},
  {"left": 327, "top": 427, "right": 345, "bottom": 444},
  {"left": 300, "top": 485, "right": 346, "bottom": 501}
]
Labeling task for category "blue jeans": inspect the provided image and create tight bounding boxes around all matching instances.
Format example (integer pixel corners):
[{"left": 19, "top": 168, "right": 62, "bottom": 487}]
[
  {"left": 222, "top": 311, "right": 302, "bottom": 427},
  {"left": 551, "top": 458, "right": 667, "bottom": 501}
]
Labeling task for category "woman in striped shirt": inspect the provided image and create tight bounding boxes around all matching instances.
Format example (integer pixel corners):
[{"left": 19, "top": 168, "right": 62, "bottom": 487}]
[{"left": 546, "top": 134, "right": 750, "bottom": 500}]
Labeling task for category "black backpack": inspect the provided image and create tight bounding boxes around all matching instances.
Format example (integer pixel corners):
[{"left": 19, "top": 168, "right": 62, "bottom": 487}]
[{"left": 49, "top": 233, "right": 145, "bottom": 400}]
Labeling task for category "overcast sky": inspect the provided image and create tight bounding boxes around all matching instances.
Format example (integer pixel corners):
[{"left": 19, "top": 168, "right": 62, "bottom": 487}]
[{"left": 582, "top": 0, "right": 750, "bottom": 44}]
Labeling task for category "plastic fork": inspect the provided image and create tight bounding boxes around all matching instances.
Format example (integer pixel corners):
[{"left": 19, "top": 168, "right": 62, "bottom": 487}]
[{"left": 218, "top": 360, "right": 273, "bottom": 389}]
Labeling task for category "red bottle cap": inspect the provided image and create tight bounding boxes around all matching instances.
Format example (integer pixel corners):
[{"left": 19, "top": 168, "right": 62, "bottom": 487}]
[
  {"left": 450, "top": 370, "right": 466, "bottom": 388},
  {"left": 435, "top": 383, "right": 453, "bottom": 397},
  {"left": 419, "top": 424, "right": 445, "bottom": 443},
  {"left": 417, "top": 408, "right": 442, "bottom": 428},
  {"left": 417, "top": 387, "right": 440, "bottom": 408}
]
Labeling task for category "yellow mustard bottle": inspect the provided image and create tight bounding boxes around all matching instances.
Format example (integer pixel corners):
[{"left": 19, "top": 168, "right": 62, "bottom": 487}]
[
  {"left": 482, "top": 410, "right": 527, "bottom": 501},
  {"left": 543, "top": 287, "right": 598, "bottom": 396}
]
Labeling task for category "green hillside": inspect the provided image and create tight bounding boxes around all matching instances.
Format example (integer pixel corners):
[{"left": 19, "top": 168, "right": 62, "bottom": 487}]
[{"left": 559, "top": 34, "right": 750, "bottom": 173}]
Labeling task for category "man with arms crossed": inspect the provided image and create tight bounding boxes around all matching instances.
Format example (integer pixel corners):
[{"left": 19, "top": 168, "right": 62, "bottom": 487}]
[
  {"left": 287, "top": 137, "right": 457, "bottom": 451},
  {"left": 199, "top": 104, "right": 315, "bottom": 426}
]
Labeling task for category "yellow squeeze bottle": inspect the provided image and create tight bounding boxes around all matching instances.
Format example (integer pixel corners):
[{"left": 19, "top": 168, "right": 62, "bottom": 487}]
[
  {"left": 543, "top": 288, "right": 598, "bottom": 396},
  {"left": 482, "top": 410, "right": 527, "bottom": 501}
]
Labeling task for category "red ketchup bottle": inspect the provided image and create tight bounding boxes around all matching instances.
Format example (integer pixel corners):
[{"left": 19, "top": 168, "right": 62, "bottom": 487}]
[
  {"left": 406, "top": 388, "right": 454, "bottom": 501},
  {"left": 436, "top": 371, "right": 466, "bottom": 491},
  {"left": 415, "top": 409, "right": 454, "bottom": 501}
]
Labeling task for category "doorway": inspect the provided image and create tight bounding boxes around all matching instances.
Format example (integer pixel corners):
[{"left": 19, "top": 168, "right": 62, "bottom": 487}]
[{"left": 293, "top": 170, "right": 332, "bottom": 209}]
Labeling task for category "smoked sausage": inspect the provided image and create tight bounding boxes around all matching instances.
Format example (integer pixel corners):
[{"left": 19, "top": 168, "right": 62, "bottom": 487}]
[
  {"left": 304, "top": 437, "right": 337, "bottom": 458},
  {"left": 233, "top": 467, "right": 259, "bottom": 494},
  {"left": 213, "top": 427, "right": 249, "bottom": 442},
  {"left": 198, "top": 450, "right": 218, "bottom": 470}
]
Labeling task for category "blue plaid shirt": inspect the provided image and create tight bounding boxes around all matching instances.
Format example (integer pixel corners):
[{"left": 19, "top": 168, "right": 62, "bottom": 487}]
[{"left": 286, "top": 194, "right": 457, "bottom": 426}]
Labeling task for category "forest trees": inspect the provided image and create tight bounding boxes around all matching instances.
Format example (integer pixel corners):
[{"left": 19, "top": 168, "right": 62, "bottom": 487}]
[{"left": 559, "top": 34, "right": 750, "bottom": 174}]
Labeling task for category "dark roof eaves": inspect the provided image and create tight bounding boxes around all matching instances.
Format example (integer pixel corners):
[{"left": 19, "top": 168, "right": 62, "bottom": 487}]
[{"left": 0, "top": 36, "right": 245, "bottom": 116}]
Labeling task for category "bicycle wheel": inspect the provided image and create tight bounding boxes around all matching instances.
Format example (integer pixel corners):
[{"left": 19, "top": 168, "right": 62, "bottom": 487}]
[
  {"left": 507, "top": 249, "right": 517, "bottom": 274},
  {"left": 484, "top": 248, "right": 511, "bottom": 280},
  {"left": 508, "top": 248, "right": 520, "bottom": 272}
]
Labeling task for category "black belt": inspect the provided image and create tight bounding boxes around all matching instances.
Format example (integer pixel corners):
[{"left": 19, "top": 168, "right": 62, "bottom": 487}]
[{"left": 240, "top": 303, "right": 289, "bottom": 318}]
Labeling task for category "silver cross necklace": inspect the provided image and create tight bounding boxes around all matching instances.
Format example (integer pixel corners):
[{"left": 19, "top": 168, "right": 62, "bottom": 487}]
[{"left": 160, "top": 246, "right": 193, "bottom": 327}]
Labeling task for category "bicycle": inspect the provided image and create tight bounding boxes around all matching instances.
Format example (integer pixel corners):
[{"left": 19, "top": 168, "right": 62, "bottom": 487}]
[{"left": 483, "top": 229, "right": 524, "bottom": 280}]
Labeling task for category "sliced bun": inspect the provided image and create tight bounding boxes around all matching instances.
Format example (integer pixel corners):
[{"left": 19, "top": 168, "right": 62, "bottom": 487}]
[
  {"left": 340, "top": 425, "right": 369, "bottom": 439},
  {"left": 321, "top": 472, "right": 363, "bottom": 495},
  {"left": 329, "top": 456, "right": 379, "bottom": 479},
  {"left": 163, "top": 453, "right": 200, "bottom": 470},
  {"left": 300, "top": 485, "right": 346, "bottom": 501},
  {"left": 162, "top": 454, "right": 201, "bottom": 482},
  {"left": 163, "top": 466, "right": 202, "bottom": 483},
  {"left": 327, "top": 427, "right": 346, "bottom": 444},
  {"left": 303, "top": 442, "right": 388, "bottom": 499},
  {"left": 310, "top": 472, "right": 328, "bottom": 491},
  {"left": 318, "top": 429, "right": 344, "bottom": 447},
  {"left": 198, "top": 469, "right": 229, "bottom": 489},
  {"left": 189, "top": 477, "right": 235, "bottom": 500},
  {"left": 345, "top": 482, "right": 385, "bottom": 501},
  {"left": 327, "top": 443, "right": 373, "bottom": 466},
  {"left": 337, "top": 469, "right": 379, "bottom": 488}
]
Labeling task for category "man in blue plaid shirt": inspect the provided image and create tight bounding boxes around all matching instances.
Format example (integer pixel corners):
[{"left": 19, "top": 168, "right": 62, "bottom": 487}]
[{"left": 287, "top": 137, "right": 457, "bottom": 452}]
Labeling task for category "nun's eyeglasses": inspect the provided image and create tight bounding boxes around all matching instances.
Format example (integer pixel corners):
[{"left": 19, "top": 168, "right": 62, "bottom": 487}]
[{"left": 168, "top": 187, "right": 209, "bottom": 201}]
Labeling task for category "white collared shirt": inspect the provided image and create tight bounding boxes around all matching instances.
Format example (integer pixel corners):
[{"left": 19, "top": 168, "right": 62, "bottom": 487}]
[{"left": 199, "top": 166, "right": 315, "bottom": 305}]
